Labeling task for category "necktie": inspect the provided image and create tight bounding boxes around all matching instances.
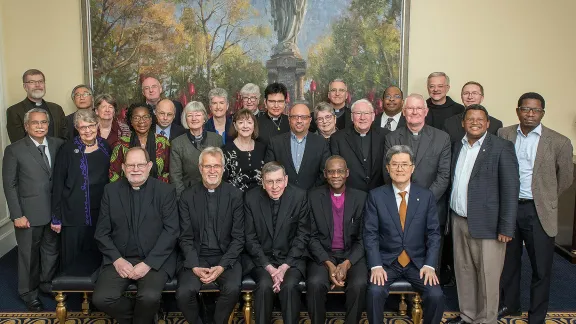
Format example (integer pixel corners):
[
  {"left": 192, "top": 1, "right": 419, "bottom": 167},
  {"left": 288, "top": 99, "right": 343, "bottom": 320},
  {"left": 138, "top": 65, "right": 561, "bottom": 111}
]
[
  {"left": 37, "top": 145, "right": 51, "bottom": 172},
  {"left": 398, "top": 191, "right": 410, "bottom": 267},
  {"left": 160, "top": 130, "right": 166, "bottom": 137},
  {"left": 385, "top": 117, "right": 394, "bottom": 131}
]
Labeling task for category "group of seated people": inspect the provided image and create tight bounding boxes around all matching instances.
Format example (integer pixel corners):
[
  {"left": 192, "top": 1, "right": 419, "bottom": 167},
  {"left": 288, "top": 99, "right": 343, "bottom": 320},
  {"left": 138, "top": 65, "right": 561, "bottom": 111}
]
[{"left": 2, "top": 69, "right": 574, "bottom": 324}]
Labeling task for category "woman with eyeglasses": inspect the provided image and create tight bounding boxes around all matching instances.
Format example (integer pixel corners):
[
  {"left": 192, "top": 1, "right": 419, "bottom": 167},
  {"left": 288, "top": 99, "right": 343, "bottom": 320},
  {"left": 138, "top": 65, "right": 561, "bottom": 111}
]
[
  {"left": 51, "top": 109, "right": 111, "bottom": 270},
  {"left": 170, "top": 101, "right": 222, "bottom": 197},
  {"left": 109, "top": 103, "right": 170, "bottom": 183},
  {"left": 314, "top": 102, "right": 338, "bottom": 144},
  {"left": 223, "top": 108, "right": 266, "bottom": 192},
  {"left": 94, "top": 94, "right": 131, "bottom": 147}
]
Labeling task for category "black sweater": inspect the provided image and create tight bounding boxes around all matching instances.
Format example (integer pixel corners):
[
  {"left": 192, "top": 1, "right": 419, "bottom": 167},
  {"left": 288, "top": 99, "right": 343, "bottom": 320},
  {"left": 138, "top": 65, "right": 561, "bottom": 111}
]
[{"left": 425, "top": 96, "right": 465, "bottom": 130}]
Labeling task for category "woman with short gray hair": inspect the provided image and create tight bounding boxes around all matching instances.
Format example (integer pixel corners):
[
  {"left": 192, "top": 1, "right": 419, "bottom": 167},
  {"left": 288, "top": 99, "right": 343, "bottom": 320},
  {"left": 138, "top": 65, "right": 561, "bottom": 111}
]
[
  {"left": 314, "top": 102, "right": 337, "bottom": 142},
  {"left": 170, "top": 101, "right": 222, "bottom": 196},
  {"left": 205, "top": 87, "right": 233, "bottom": 144},
  {"left": 240, "top": 83, "right": 263, "bottom": 117},
  {"left": 51, "top": 109, "right": 111, "bottom": 271}
]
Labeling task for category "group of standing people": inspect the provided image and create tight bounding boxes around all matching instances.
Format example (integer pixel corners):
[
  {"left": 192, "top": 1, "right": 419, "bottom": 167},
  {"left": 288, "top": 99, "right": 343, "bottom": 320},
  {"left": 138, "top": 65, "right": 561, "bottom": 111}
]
[{"left": 2, "top": 68, "right": 574, "bottom": 324}]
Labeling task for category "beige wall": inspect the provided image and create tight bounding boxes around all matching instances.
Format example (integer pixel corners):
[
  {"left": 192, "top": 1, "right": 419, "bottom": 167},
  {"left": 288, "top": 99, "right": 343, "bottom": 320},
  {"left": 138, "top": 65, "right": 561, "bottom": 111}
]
[
  {"left": 1, "top": 0, "right": 85, "bottom": 115},
  {"left": 408, "top": 0, "right": 576, "bottom": 151}
]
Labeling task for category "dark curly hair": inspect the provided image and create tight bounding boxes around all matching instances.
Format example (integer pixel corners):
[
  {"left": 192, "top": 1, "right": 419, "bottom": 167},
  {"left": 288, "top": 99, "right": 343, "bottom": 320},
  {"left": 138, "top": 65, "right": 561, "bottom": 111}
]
[{"left": 126, "top": 103, "right": 156, "bottom": 133}]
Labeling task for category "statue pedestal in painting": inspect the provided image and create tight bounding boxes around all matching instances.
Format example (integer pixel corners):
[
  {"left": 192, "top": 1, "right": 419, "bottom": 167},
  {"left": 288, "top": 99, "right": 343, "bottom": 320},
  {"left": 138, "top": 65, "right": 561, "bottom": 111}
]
[{"left": 266, "top": 52, "right": 308, "bottom": 110}]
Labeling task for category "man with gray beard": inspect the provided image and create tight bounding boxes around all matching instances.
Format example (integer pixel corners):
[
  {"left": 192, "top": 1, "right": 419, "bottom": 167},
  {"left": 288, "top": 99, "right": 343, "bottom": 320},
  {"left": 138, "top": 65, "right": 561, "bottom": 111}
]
[{"left": 6, "top": 69, "right": 67, "bottom": 142}]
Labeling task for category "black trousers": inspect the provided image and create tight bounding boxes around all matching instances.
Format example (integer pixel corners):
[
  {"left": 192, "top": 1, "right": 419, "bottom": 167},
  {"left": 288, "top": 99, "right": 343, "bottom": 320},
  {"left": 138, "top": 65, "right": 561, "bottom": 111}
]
[
  {"left": 14, "top": 224, "right": 59, "bottom": 302},
  {"left": 367, "top": 260, "right": 444, "bottom": 324},
  {"left": 251, "top": 266, "right": 303, "bottom": 324},
  {"left": 306, "top": 255, "right": 367, "bottom": 324},
  {"left": 92, "top": 259, "right": 168, "bottom": 324},
  {"left": 500, "top": 201, "right": 555, "bottom": 323},
  {"left": 175, "top": 255, "right": 242, "bottom": 324}
]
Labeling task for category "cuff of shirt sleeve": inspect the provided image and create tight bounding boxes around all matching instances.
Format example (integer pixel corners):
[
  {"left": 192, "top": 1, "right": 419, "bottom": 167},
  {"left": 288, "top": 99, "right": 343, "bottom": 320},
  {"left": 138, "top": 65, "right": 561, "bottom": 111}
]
[
  {"left": 424, "top": 265, "right": 435, "bottom": 271},
  {"left": 371, "top": 265, "right": 383, "bottom": 270},
  {"left": 51, "top": 215, "right": 61, "bottom": 225}
]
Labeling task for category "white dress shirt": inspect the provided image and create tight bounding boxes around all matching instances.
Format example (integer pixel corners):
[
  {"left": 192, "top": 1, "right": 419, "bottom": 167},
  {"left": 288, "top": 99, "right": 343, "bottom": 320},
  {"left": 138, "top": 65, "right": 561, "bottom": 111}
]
[
  {"left": 450, "top": 132, "right": 487, "bottom": 217},
  {"left": 29, "top": 136, "right": 51, "bottom": 167},
  {"left": 380, "top": 111, "right": 402, "bottom": 131},
  {"left": 515, "top": 124, "right": 541, "bottom": 199}
]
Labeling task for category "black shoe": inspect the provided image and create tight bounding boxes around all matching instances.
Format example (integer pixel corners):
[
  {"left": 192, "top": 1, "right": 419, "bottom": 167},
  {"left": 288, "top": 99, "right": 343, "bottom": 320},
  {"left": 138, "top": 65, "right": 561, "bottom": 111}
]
[
  {"left": 25, "top": 298, "right": 44, "bottom": 312},
  {"left": 445, "top": 315, "right": 469, "bottom": 324},
  {"left": 498, "top": 306, "right": 522, "bottom": 317}
]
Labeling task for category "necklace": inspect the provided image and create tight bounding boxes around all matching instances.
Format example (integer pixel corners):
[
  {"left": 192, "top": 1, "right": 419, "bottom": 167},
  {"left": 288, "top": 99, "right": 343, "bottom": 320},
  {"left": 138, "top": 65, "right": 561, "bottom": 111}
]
[
  {"left": 83, "top": 140, "right": 97, "bottom": 147},
  {"left": 270, "top": 115, "right": 282, "bottom": 131}
]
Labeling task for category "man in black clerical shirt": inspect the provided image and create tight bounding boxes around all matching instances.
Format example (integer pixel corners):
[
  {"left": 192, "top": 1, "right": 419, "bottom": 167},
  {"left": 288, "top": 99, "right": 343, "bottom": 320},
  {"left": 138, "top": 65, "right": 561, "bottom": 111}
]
[
  {"left": 257, "top": 83, "right": 291, "bottom": 145},
  {"left": 330, "top": 99, "right": 389, "bottom": 192},
  {"left": 176, "top": 147, "right": 244, "bottom": 324},
  {"left": 244, "top": 161, "right": 310, "bottom": 324},
  {"left": 327, "top": 79, "right": 353, "bottom": 130},
  {"left": 307, "top": 156, "right": 368, "bottom": 324},
  {"left": 93, "top": 147, "right": 179, "bottom": 324}
]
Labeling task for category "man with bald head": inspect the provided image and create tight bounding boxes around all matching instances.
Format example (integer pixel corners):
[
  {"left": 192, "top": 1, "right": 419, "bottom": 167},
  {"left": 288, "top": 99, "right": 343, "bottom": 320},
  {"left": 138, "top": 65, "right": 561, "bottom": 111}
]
[
  {"left": 155, "top": 99, "right": 185, "bottom": 141},
  {"left": 442, "top": 81, "right": 503, "bottom": 143},
  {"left": 265, "top": 103, "right": 330, "bottom": 190},
  {"left": 141, "top": 76, "right": 183, "bottom": 126},
  {"left": 374, "top": 86, "right": 407, "bottom": 131}
]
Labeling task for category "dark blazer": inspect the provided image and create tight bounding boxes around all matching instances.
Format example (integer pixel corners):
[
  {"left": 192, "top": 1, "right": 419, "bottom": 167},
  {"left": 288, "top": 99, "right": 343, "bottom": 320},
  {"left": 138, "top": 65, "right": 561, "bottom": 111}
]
[
  {"left": 257, "top": 113, "right": 290, "bottom": 145},
  {"left": 335, "top": 107, "right": 353, "bottom": 130},
  {"left": 2, "top": 136, "right": 64, "bottom": 226},
  {"left": 384, "top": 125, "right": 451, "bottom": 225},
  {"left": 6, "top": 98, "right": 68, "bottom": 142},
  {"left": 178, "top": 182, "right": 244, "bottom": 269},
  {"left": 308, "top": 185, "right": 367, "bottom": 265},
  {"left": 330, "top": 127, "right": 389, "bottom": 192},
  {"left": 450, "top": 133, "right": 519, "bottom": 239},
  {"left": 363, "top": 183, "right": 441, "bottom": 269},
  {"left": 443, "top": 112, "right": 503, "bottom": 143},
  {"left": 168, "top": 123, "right": 186, "bottom": 141},
  {"left": 265, "top": 132, "right": 330, "bottom": 190},
  {"left": 373, "top": 113, "right": 406, "bottom": 130},
  {"left": 94, "top": 178, "right": 179, "bottom": 277},
  {"left": 244, "top": 185, "right": 310, "bottom": 276}
]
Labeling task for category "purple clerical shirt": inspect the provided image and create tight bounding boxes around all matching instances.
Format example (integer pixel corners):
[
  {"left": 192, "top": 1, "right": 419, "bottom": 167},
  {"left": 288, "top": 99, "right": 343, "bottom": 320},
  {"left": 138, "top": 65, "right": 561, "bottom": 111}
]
[{"left": 331, "top": 189, "right": 345, "bottom": 250}]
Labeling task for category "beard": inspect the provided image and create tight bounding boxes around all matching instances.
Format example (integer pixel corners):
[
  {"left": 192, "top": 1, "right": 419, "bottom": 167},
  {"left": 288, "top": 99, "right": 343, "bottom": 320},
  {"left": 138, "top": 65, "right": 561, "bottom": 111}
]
[{"left": 29, "top": 89, "right": 45, "bottom": 99}]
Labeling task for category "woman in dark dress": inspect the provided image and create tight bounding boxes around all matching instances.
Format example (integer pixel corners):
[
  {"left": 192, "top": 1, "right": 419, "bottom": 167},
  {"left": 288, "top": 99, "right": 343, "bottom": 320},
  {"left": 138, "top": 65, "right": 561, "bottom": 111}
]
[
  {"left": 223, "top": 108, "right": 266, "bottom": 191},
  {"left": 51, "top": 109, "right": 111, "bottom": 270}
]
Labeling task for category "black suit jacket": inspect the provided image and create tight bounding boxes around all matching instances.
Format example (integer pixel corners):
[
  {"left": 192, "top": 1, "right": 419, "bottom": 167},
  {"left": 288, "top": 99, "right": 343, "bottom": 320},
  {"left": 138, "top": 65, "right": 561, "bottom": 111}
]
[
  {"left": 6, "top": 98, "right": 68, "bottom": 142},
  {"left": 169, "top": 123, "right": 186, "bottom": 141},
  {"left": 384, "top": 125, "right": 451, "bottom": 225},
  {"left": 244, "top": 185, "right": 310, "bottom": 275},
  {"left": 95, "top": 178, "right": 179, "bottom": 277},
  {"left": 335, "top": 107, "right": 353, "bottom": 130},
  {"left": 443, "top": 112, "right": 503, "bottom": 143},
  {"left": 265, "top": 132, "right": 330, "bottom": 190},
  {"left": 178, "top": 182, "right": 244, "bottom": 269},
  {"left": 364, "top": 183, "right": 441, "bottom": 269},
  {"left": 330, "top": 127, "right": 389, "bottom": 192},
  {"left": 450, "top": 133, "right": 519, "bottom": 239},
  {"left": 373, "top": 113, "right": 406, "bottom": 130},
  {"left": 308, "top": 185, "right": 367, "bottom": 265}
]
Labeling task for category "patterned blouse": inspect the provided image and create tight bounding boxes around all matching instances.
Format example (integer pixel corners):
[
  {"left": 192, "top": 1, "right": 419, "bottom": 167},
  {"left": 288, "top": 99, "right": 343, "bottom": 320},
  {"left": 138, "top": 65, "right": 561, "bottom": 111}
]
[
  {"left": 223, "top": 140, "right": 266, "bottom": 192},
  {"left": 109, "top": 133, "right": 170, "bottom": 183}
]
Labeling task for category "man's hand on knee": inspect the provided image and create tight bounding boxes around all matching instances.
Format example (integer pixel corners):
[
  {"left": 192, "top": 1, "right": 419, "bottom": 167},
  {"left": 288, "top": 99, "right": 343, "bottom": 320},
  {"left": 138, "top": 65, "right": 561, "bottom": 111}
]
[{"left": 370, "top": 267, "right": 387, "bottom": 286}]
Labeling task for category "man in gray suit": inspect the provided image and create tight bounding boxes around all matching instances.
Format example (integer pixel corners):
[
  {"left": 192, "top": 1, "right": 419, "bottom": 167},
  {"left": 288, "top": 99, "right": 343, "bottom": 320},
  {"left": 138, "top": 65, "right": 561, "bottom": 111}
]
[
  {"left": 498, "top": 92, "right": 574, "bottom": 323},
  {"left": 446, "top": 104, "right": 520, "bottom": 324},
  {"left": 383, "top": 93, "right": 451, "bottom": 278},
  {"left": 2, "top": 108, "right": 64, "bottom": 311}
]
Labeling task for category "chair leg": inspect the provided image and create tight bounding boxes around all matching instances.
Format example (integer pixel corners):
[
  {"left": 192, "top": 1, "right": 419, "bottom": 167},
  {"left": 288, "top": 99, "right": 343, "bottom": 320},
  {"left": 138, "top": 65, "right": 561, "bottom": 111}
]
[
  {"left": 398, "top": 293, "right": 408, "bottom": 316},
  {"left": 412, "top": 294, "right": 423, "bottom": 324},
  {"left": 228, "top": 302, "right": 239, "bottom": 324},
  {"left": 243, "top": 292, "right": 253, "bottom": 324},
  {"left": 55, "top": 292, "right": 67, "bottom": 323},
  {"left": 82, "top": 292, "right": 90, "bottom": 315}
]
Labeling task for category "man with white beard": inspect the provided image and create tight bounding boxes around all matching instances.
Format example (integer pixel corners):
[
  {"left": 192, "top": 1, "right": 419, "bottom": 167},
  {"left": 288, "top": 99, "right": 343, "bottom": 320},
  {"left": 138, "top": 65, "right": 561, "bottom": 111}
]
[{"left": 6, "top": 69, "right": 67, "bottom": 142}]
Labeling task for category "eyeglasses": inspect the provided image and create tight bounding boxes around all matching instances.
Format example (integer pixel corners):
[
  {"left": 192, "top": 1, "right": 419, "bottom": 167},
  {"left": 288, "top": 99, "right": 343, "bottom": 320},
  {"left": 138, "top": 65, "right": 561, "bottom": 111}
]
[
  {"left": 24, "top": 80, "right": 45, "bottom": 85},
  {"left": 388, "top": 163, "right": 413, "bottom": 170},
  {"left": 28, "top": 120, "right": 48, "bottom": 127},
  {"left": 156, "top": 112, "right": 175, "bottom": 118},
  {"left": 77, "top": 124, "right": 97, "bottom": 132},
  {"left": 404, "top": 107, "right": 425, "bottom": 112},
  {"left": 462, "top": 91, "right": 482, "bottom": 97},
  {"left": 142, "top": 84, "right": 160, "bottom": 92},
  {"left": 243, "top": 96, "right": 259, "bottom": 102},
  {"left": 329, "top": 88, "right": 347, "bottom": 94},
  {"left": 352, "top": 111, "right": 373, "bottom": 117},
  {"left": 264, "top": 179, "right": 284, "bottom": 187},
  {"left": 201, "top": 164, "right": 222, "bottom": 170},
  {"left": 518, "top": 107, "right": 544, "bottom": 114},
  {"left": 267, "top": 100, "right": 285, "bottom": 106},
  {"left": 288, "top": 115, "right": 311, "bottom": 121},
  {"left": 132, "top": 115, "right": 152, "bottom": 122},
  {"left": 316, "top": 115, "right": 335, "bottom": 123},
  {"left": 74, "top": 93, "right": 92, "bottom": 99},
  {"left": 384, "top": 95, "right": 402, "bottom": 100},
  {"left": 125, "top": 163, "right": 148, "bottom": 170},
  {"left": 325, "top": 169, "right": 347, "bottom": 176}
]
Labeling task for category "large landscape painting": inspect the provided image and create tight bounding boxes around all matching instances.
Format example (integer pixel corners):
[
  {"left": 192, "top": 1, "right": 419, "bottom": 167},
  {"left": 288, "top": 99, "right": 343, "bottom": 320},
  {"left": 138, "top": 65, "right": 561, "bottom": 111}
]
[{"left": 85, "top": 0, "right": 407, "bottom": 110}]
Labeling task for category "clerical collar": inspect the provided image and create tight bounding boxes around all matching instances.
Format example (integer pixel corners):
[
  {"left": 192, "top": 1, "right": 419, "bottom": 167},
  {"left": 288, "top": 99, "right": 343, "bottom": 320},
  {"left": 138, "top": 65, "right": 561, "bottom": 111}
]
[
  {"left": 130, "top": 179, "right": 148, "bottom": 191},
  {"left": 208, "top": 189, "right": 215, "bottom": 193},
  {"left": 354, "top": 128, "right": 370, "bottom": 137},
  {"left": 333, "top": 193, "right": 342, "bottom": 197},
  {"left": 27, "top": 97, "right": 44, "bottom": 106},
  {"left": 330, "top": 186, "right": 345, "bottom": 197}
]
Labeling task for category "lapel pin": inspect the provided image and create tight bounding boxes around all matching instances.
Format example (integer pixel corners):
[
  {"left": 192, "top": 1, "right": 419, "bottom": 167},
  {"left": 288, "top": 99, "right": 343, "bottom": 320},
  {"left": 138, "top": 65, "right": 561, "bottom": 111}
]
[
  {"left": 417, "top": 198, "right": 419, "bottom": 201},
  {"left": 482, "top": 149, "right": 485, "bottom": 152}
]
